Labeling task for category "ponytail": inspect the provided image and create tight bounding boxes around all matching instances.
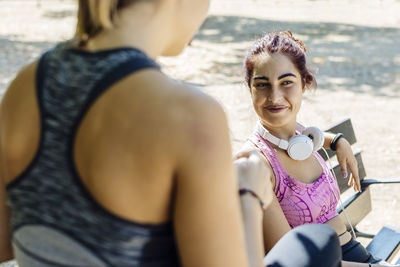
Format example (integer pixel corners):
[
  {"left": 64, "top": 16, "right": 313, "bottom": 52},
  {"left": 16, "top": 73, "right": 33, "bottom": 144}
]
[{"left": 75, "top": 0, "right": 131, "bottom": 45}]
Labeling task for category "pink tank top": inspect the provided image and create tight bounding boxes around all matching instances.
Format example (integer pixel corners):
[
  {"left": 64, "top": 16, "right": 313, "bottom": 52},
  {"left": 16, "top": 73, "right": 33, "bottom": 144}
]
[{"left": 250, "top": 132, "right": 340, "bottom": 228}]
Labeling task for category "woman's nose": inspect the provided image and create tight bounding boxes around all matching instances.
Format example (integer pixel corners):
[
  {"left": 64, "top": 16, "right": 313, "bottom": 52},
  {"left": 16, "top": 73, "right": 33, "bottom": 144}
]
[{"left": 267, "top": 86, "right": 281, "bottom": 102}]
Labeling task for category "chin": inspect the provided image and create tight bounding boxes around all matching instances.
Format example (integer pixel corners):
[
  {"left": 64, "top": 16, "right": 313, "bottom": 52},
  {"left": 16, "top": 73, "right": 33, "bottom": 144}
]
[{"left": 260, "top": 115, "right": 289, "bottom": 128}]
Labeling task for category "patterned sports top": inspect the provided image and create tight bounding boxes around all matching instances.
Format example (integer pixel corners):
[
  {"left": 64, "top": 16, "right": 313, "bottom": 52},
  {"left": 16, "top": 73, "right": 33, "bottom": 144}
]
[
  {"left": 250, "top": 132, "right": 340, "bottom": 228},
  {"left": 6, "top": 42, "right": 180, "bottom": 267}
]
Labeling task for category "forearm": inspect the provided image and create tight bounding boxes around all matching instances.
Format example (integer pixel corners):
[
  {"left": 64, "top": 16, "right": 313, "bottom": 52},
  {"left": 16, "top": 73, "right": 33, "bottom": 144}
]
[{"left": 240, "top": 195, "right": 265, "bottom": 267}]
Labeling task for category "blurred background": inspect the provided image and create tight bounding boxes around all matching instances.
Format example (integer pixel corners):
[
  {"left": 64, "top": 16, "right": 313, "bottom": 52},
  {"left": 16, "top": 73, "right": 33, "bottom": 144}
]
[{"left": 1, "top": 0, "right": 399, "bottom": 255}]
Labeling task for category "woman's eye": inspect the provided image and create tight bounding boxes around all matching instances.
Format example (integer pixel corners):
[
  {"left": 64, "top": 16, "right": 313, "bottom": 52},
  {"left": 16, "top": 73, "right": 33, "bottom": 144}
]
[
  {"left": 255, "top": 83, "right": 269, "bottom": 88},
  {"left": 282, "top": 81, "right": 293, "bottom": 86}
]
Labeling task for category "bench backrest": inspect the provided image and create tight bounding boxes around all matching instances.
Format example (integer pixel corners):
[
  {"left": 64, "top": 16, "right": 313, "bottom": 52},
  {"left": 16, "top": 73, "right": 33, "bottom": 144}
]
[{"left": 318, "top": 118, "right": 371, "bottom": 230}]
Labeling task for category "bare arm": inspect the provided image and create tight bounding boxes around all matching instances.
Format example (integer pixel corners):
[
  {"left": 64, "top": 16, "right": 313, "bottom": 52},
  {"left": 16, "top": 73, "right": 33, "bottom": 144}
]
[
  {"left": 237, "top": 142, "right": 290, "bottom": 255},
  {"left": 235, "top": 150, "right": 274, "bottom": 267},
  {"left": 173, "top": 96, "right": 249, "bottom": 267},
  {"left": 262, "top": 193, "right": 291, "bottom": 253},
  {"left": 323, "top": 132, "right": 361, "bottom": 192},
  {"left": 0, "top": 61, "right": 38, "bottom": 262},
  {"left": 0, "top": 101, "right": 13, "bottom": 262},
  {"left": 240, "top": 195, "right": 264, "bottom": 267}
]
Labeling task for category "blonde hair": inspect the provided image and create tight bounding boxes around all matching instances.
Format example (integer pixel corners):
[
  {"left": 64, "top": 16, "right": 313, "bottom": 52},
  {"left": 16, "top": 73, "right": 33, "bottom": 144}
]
[{"left": 75, "top": 0, "right": 131, "bottom": 45}]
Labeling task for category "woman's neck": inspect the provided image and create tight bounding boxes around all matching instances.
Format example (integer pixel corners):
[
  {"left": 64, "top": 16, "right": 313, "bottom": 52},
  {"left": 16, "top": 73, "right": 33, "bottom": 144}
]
[
  {"left": 261, "top": 121, "right": 297, "bottom": 141},
  {"left": 81, "top": 3, "right": 172, "bottom": 59},
  {"left": 85, "top": 29, "right": 164, "bottom": 59}
]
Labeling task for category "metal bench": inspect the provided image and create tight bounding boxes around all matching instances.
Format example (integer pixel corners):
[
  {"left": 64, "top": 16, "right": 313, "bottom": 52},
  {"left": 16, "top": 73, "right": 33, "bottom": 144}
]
[{"left": 320, "top": 118, "right": 400, "bottom": 263}]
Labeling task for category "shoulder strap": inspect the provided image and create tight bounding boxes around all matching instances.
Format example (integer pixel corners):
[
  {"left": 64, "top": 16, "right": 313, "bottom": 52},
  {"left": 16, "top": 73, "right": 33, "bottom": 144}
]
[
  {"left": 249, "top": 132, "right": 282, "bottom": 171},
  {"left": 35, "top": 50, "right": 52, "bottom": 117},
  {"left": 249, "top": 132, "right": 287, "bottom": 195},
  {"left": 70, "top": 56, "right": 160, "bottom": 135},
  {"left": 86, "top": 56, "right": 160, "bottom": 111},
  {"left": 66, "top": 54, "right": 160, "bottom": 165}
]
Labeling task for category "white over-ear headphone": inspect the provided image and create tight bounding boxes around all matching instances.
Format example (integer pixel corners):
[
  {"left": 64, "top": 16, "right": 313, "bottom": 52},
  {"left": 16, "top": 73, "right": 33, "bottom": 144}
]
[{"left": 256, "top": 122, "right": 324, "bottom": 161}]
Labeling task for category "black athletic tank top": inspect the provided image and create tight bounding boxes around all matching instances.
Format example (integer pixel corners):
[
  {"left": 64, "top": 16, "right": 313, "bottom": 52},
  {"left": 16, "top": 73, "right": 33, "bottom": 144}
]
[{"left": 6, "top": 42, "right": 181, "bottom": 267}]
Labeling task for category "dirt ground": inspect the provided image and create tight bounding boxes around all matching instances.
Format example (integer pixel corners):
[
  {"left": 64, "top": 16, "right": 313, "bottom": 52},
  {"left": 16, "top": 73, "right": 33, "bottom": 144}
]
[{"left": 0, "top": 0, "right": 399, "bottom": 263}]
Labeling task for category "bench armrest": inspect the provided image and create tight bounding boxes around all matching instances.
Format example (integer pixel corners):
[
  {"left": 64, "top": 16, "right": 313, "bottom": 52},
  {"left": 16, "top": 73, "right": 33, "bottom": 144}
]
[{"left": 361, "top": 178, "right": 400, "bottom": 190}]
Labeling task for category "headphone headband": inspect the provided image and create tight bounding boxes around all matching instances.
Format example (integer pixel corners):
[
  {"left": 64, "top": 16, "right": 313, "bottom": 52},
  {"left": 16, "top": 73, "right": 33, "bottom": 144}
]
[
  {"left": 256, "top": 123, "right": 289, "bottom": 149},
  {"left": 255, "top": 121, "right": 324, "bottom": 161},
  {"left": 256, "top": 122, "right": 306, "bottom": 148}
]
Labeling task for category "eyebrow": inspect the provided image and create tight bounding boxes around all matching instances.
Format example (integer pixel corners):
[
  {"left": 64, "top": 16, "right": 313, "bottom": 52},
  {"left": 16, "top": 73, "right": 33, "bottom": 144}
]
[
  {"left": 253, "top": 73, "right": 297, "bottom": 81},
  {"left": 253, "top": 75, "right": 269, "bottom": 81},
  {"left": 278, "top": 73, "right": 296, "bottom": 80}
]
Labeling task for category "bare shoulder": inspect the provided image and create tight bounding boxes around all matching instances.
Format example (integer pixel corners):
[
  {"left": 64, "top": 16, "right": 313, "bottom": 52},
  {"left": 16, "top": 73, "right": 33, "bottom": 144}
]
[
  {"left": 1, "top": 60, "right": 39, "bottom": 121},
  {"left": 172, "top": 82, "right": 228, "bottom": 132},
  {"left": 0, "top": 60, "right": 40, "bottom": 184},
  {"left": 1, "top": 60, "right": 38, "bottom": 108},
  {"left": 109, "top": 69, "right": 230, "bottom": 162},
  {"left": 157, "top": 74, "right": 225, "bottom": 121},
  {"left": 136, "top": 71, "right": 229, "bottom": 144},
  {"left": 158, "top": 77, "right": 232, "bottom": 162},
  {"left": 169, "top": 81, "right": 230, "bottom": 156},
  {"left": 123, "top": 69, "right": 225, "bottom": 121},
  {"left": 7, "top": 60, "right": 38, "bottom": 87}
]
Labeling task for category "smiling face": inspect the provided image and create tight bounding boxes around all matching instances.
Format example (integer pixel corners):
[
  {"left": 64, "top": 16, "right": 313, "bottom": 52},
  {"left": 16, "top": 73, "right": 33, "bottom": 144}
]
[{"left": 250, "top": 52, "right": 305, "bottom": 131}]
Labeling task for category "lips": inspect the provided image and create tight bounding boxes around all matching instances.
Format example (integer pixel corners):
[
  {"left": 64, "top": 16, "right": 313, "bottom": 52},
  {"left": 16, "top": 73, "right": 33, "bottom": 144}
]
[{"left": 265, "top": 105, "right": 288, "bottom": 113}]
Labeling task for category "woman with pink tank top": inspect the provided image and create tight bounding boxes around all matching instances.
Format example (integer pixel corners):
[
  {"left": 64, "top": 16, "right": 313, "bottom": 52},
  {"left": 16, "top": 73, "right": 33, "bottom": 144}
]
[{"left": 239, "top": 30, "right": 399, "bottom": 267}]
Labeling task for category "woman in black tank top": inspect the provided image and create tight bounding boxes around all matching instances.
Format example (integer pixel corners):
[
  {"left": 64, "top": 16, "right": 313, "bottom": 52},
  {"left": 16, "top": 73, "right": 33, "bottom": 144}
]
[
  {"left": 0, "top": 1, "right": 263, "bottom": 266},
  {"left": 1, "top": 1, "right": 343, "bottom": 267}
]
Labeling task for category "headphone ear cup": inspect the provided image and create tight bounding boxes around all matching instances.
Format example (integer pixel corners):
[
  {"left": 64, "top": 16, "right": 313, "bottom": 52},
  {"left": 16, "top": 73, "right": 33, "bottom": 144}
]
[
  {"left": 287, "top": 135, "right": 314, "bottom": 161},
  {"left": 302, "top": 126, "right": 324, "bottom": 152}
]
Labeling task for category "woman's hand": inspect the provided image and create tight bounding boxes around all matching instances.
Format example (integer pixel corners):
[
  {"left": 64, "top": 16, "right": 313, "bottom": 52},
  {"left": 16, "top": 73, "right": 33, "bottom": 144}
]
[
  {"left": 335, "top": 138, "right": 361, "bottom": 192},
  {"left": 234, "top": 150, "right": 273, "bottom": 208}
]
